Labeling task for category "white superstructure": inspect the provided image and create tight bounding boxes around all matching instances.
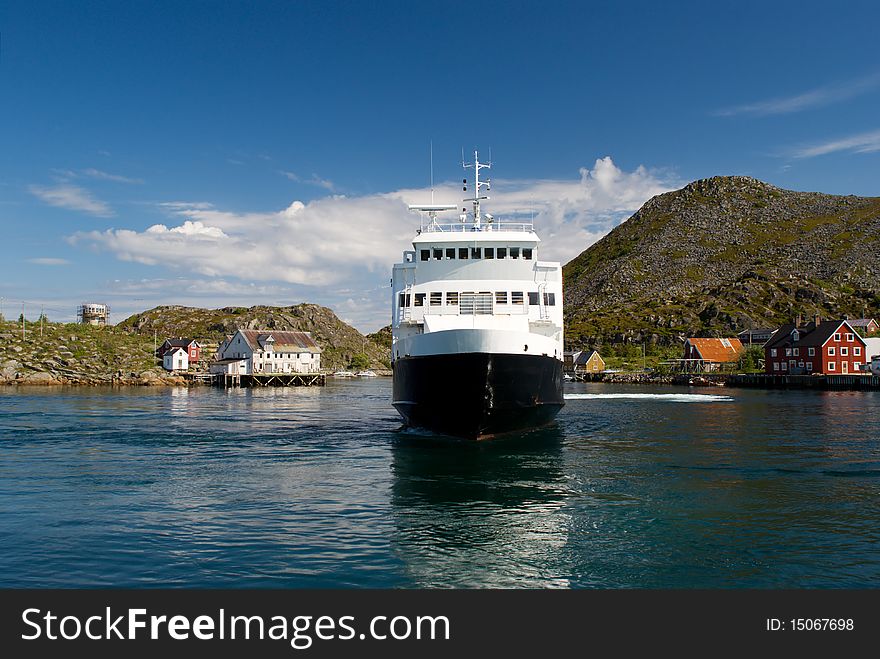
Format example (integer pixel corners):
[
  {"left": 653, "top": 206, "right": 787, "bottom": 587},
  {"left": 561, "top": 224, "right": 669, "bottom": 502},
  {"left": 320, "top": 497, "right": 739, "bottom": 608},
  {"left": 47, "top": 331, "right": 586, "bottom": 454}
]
[{"left": 391, "top": 152, "right": 563, "bottom": 365}]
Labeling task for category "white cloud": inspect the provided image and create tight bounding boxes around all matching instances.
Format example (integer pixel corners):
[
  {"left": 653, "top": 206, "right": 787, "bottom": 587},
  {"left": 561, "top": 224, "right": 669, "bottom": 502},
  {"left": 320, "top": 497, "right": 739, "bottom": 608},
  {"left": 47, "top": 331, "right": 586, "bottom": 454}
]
[
  {"left": 28, "top": 183, "right": 114, "bottom": 217},
  {"left": 714, "top": 73, "right": 880, "bottom": 117},
  {"left": 27, "top": 257, "right": 71, "bottom": 266},
  {"left": 82, "top": 168, "right": 144, "bottom": 184},
  {"left": 72, "top": 157, "right": 677, "bottom": 330},
  {"left": 789, "top": 128, "right": 880, "bottom": 159},
  {"left": 280, "top": 170, "right": 335, "bottom": 191}
]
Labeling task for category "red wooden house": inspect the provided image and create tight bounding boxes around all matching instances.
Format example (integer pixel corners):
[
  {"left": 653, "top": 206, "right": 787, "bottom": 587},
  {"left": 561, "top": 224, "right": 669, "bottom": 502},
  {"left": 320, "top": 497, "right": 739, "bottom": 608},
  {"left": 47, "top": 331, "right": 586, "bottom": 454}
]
[
  {"left": 157, "top": 338, "right": 202, "bottom": 363},
  {"left": 764, "top": 318, "right": 867, "bottom": 375}
]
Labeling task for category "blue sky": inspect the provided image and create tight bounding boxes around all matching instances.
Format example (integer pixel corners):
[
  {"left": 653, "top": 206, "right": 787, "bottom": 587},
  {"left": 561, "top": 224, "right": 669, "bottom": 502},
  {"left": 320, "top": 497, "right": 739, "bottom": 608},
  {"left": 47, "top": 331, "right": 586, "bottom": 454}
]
[{"left": 2, "top": 0, "right": 879, "bottom": 331}]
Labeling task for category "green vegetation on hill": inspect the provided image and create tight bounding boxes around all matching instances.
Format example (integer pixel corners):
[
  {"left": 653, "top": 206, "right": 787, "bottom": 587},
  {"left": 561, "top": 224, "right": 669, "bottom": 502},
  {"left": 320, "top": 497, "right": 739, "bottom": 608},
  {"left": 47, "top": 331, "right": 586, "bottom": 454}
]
[
  {"left": 563, "top": 176, "right": 880, "bottom": 348},
  {"left": 117, "top": 303, "right": 390, "bottom": 370},
  {"left": 0, "top": 318, "right": 173, "bottom": 385}
]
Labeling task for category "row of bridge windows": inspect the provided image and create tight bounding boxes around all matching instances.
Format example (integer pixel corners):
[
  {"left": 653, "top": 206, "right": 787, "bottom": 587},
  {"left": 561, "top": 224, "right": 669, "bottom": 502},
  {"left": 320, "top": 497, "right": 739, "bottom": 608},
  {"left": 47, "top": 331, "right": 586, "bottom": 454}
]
[
  {"left": 399, "top": 291, "right": 556, "bottom": 307},
  {"left": 419, "top": 247, "right": 533, "bottom": 262}
]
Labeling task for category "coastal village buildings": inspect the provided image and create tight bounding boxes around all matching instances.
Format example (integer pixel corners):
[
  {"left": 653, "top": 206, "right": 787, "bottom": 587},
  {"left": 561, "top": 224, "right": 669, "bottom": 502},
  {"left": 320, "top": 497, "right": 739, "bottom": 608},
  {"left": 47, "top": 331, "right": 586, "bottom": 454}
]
[
  {"left": 763, "top": 319, "right": 867, "bottom": 375},
  {"left": 737, "top": 328, "right": 777, "bottom": 346},
  {"left": 210, "top": 329, "right": 322, "bottom": 375},
  {"left": 157, "top": 338, "right": 201, "bottom": 363},
  {"left": 682, "top": 337, "right": 744, "bottom": 372},
  {"left": 162, "top": 346, "right": 189, "bottom": 371},
  {"left": 848, "top": 318, "right": 879, "bottom": 334},
  {"left": 564, "top": 350, "right": 606, "bottom": 373}
]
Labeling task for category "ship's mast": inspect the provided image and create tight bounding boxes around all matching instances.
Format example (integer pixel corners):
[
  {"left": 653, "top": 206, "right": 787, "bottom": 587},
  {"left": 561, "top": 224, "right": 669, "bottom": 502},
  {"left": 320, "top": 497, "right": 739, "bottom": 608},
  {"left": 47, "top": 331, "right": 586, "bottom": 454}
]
[{"left": 462, "top": 150, "right": 491, "bottom": 230}]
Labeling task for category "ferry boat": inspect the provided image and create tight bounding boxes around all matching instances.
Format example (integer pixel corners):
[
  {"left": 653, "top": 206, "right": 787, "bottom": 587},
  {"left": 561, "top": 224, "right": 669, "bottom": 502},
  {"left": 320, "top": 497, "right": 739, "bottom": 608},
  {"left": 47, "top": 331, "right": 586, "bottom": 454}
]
[{"left": 391, "top": 151, "right": 564, "bottom": 439}]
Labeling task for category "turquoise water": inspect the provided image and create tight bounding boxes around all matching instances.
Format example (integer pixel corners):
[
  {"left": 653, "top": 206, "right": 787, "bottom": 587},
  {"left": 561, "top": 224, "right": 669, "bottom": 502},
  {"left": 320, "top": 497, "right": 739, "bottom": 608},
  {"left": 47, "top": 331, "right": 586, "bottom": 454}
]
[{"left": 1, "top": 380, "right": 878, "bottom": 588}]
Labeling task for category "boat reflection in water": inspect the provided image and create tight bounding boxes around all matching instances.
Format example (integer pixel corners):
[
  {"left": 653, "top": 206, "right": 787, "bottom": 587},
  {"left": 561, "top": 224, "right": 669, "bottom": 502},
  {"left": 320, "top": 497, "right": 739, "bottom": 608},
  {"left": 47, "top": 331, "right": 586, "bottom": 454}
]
[{"left": 389, "top": 426, "right": 572, "bottom": 587}]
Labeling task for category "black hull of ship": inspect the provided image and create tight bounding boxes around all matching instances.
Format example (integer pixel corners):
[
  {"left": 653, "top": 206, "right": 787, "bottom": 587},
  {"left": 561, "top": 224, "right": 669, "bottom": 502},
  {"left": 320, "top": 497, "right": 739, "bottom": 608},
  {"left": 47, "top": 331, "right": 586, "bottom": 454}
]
[{"left": 392, "top": 353, "right": 564, "bottom": 440}]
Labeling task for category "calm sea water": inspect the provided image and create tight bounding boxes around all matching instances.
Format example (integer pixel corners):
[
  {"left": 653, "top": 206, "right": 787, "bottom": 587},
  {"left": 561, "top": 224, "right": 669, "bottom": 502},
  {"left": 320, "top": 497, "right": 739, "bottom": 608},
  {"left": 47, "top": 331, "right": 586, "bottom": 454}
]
[{"left": 1, "top": 380, "right": 878, "bottom": 588}]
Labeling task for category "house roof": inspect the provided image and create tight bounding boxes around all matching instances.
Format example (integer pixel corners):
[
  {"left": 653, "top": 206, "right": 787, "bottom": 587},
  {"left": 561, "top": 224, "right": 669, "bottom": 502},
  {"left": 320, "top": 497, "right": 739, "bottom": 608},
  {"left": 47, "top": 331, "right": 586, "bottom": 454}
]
[
  {"left": 162, "top": 338, "right": 199, "bottom": 349},
  {"left": 164, "top": 346, "right": 188, "bottom": 356},
  {"left": 848, "top": 318, "right": 877, "bottom": 327},
  {"left": 685, "top": 338, "right": 744, "bottom": 362},
  {"left": 237, "top": 329, "right": 322, "bottom": 353},
  {"left": 764, "top": 320, "right": 866, "bottom": 350},
  {"left": 574, "top": 350, "right": 603, "bottom": 365}
]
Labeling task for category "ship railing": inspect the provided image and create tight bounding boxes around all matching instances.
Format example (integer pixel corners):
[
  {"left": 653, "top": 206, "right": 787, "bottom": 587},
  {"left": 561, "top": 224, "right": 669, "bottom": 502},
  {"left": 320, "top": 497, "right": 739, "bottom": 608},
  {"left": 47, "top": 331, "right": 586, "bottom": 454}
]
[{"left": 419, "top": 221, "right": 534, "bottom": 234}]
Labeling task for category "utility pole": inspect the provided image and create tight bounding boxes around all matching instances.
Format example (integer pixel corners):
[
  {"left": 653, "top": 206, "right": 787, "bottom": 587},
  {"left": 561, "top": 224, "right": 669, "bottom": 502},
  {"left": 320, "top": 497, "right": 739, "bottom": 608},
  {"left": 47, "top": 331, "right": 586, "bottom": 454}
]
[
  {"left": 40, "top": 304, "right": 44, "bottom": 337},
  {"left": 21, "top": 302, "right": 25, "bottom": 340}
]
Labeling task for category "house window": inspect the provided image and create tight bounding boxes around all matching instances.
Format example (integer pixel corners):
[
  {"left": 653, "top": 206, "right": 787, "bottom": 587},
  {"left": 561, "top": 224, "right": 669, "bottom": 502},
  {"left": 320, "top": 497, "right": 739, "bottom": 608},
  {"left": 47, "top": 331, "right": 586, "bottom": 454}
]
[
  {"left": 793, "top": 347, "right": 799, "bottom": 356},
  {"left": 846, "top": 333, "right": 854, "bottom": 342},
  {"left": 459, "top": 247, "right": 469, "bottom": 259},
  {"left": 433, "top": 248, "right": 443, "bottom": 260},
  {"left": 806, "top": 361, "right": 812, "bottom": 371},
  {"left": 446, "top": 248, "right": 456, "bottom": 259},
  {"left": 471, "top": 247, "right": 482, "bottom": 259},
  {"left": 398, "top": 293, "right": 411, "bottom": 307},
  {"left": 497, "top": 247, "right": 507, "bottom": 259},
  {"left": 773, "top": 362, "right": 779, "bottom": 371},
  {"left": 799, "top": 361, "right": 804, "bottom": 368},
  {"left": 528, "top": 292, "right": 539, "bottom": 305},
  {"left": 430, "top": 292, "right": 442, "bottom": 306},
  {"left": 834, "top": 333, "right": 841, "bottom": 341},
  {"left": 495, "top": 291, "right": 508, "bottom": 304},
  {"left": 781, "top": 362, "right": 788, "bottom": 371},
  {"left": 828, "top": 347, "right": 835, "bottom": 356},
  {"left": 808, "top": 347, "right": 815, "bottom": 356},
  {"left": 785, "top": 348, "right": 792, "bottom": 356},
  {"left": 770, "top": 348, "right": 777, "bottom": 357},
  {"left": 522, "top": 248, "right": 533, "bottom": 260},
  {"left": 828, "top": 361, "right": 835, "bottom": 371},
  {"left": 484, "top": 247, "right": 495, "bottom": 259},
  {"left": 854, "top": 347, "right": 861, "bottom": 356},
  {"left": 543, "top": 292, "right": 556, "bottom": 306},
  {"left": 512, "top": 291, "right": 524, "bottom": 305},
  {"left": 510, "top": 247, "right": 520, "bottom": 259},
  {"left": 853, "top": 362, "right": 862, "bottom": 371},
  {"left": 414, "top": 293, "right": 425, "bottom": 307},
  {"left": 420, "top": 249, "right": 430, "bottom": 261},
  {"left": 841, "top": 347, "right": 848, "bottom": 356},
  {"left": 446, "top": 292, "right": 458, "bottom": 305}
]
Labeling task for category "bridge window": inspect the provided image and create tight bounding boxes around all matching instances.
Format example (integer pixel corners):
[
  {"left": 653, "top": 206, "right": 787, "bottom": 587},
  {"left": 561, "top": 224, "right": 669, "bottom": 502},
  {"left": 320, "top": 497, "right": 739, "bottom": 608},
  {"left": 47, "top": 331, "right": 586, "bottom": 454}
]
[
  {"left": 471, "top": 247, "right": 482, "bottom": 259},
  {"left": 430, "top": 292, "right": 442, "bottom": 306},
  {"left": 458, "top": 248, "right": 469, "bottom": 259},
  {"left": 512, "top": 291, "right": 524, "bottom": 305},
  {"left": 420, "top": 250, "right": 429, "bottom": 261},
  {"left": 398, "top": 292, "right": 411, "bottom": 307},
  {"left": 522, "top": 248, "right": 533, "bottom": 260},
  {"left": 510, "top": 247, "right": 520, "bottom": 259},
  {"left": 497, "top": 247, "right": 507, "bottom": 259},
  {"left": 433, "top": 248, "right": 443, "bottom": 260},
  {"left": 446, "top": 292, "right": 458, "bottom": 305},
  {"left": 543, "top": 292, "right": 556, "bottom": 306},
  {"left": 528, "top": 292, "right": 539, "bottom": 305},
  {"left": 484, "top": 247, "right": 495, "bottom": 259},
  {"left": 495, "top": 291, "right": 508, "bottom": 304},
  {"left": 446, "top": 248, "right": 455, "bottom": 259},
  {"left": 414, "top": 293, "right": 425, "bottom": 307}
]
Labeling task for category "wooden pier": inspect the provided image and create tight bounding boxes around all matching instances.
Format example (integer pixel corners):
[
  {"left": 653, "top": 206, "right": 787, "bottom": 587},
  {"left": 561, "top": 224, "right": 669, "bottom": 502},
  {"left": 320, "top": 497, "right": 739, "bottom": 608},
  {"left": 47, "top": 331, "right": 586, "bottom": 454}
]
[
  {"left": 217, "top": 373, "right": 325, "bottom": 388},
  {"left": 727, "top": 373, "right": 880, "bottom": 390}
]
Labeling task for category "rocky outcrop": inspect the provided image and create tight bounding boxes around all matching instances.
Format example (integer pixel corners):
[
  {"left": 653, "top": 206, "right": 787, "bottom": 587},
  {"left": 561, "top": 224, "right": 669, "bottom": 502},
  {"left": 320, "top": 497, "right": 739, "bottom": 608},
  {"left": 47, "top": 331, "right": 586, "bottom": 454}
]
[{"left": 564, "top": 176, "right": 880, "bottom": 346}]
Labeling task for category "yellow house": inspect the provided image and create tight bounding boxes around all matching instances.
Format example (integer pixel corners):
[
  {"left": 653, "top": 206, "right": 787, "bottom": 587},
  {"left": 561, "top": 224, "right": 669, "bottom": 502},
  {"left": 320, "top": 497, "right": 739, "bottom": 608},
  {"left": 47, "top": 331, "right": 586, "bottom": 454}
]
[{"left": 575, "top": 350, "right": 605, "bottom": 373}]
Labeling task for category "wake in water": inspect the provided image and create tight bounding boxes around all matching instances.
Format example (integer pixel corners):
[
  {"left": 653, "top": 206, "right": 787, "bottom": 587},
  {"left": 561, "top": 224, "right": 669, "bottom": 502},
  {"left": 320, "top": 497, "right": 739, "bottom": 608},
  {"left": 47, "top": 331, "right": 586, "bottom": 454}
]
[{"left": 564, "top": 393, "right": 733, "bottom": 403}]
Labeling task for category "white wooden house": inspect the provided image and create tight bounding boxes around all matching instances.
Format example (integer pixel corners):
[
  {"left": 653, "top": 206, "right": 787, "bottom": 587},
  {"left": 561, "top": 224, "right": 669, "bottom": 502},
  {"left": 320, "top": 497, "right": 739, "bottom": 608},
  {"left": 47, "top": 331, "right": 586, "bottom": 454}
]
[
  {"left": 163, "top": 346, "right": 189, "bottom": 371},
  {"left": 210, "top": 329, "right": 322, "bottom": 375}
]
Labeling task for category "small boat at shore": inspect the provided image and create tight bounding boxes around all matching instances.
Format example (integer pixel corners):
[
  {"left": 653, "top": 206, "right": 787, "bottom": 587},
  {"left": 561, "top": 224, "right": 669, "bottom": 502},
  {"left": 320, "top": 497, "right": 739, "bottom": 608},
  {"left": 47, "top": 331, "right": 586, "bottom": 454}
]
[
  {"left": 333, "top": 370, "right": 355, "bottom": 378},
  {"left": 355, "top": 370, "right": 378, "bottom": 377}
]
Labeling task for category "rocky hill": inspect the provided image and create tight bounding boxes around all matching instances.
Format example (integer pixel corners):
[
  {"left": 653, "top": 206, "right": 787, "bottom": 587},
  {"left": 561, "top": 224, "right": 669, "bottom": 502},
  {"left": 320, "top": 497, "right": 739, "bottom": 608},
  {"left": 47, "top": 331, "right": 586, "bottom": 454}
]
[
  {"left": 117, "top": 303, "right": 390, "bottom": 370},
  {"left": 563, "top": 176, "right": 880, "bottom": 347},
  {"left": 0, "top": 319, "right": 182, "bottom": 386}
]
